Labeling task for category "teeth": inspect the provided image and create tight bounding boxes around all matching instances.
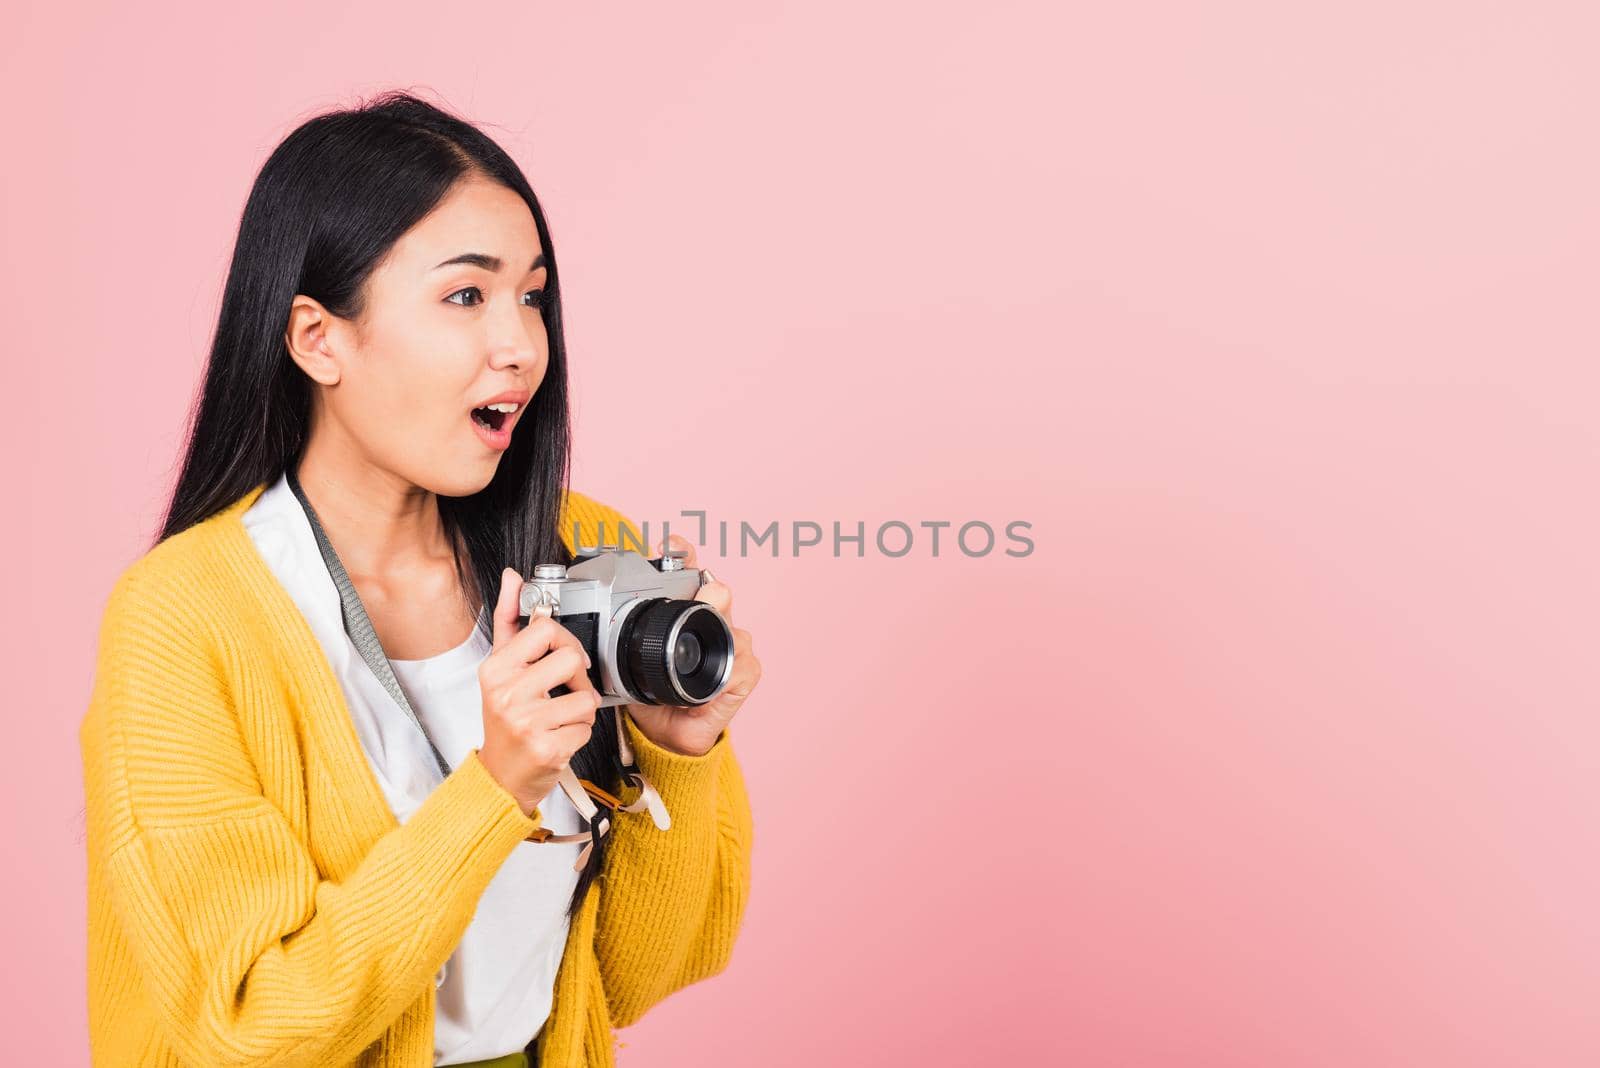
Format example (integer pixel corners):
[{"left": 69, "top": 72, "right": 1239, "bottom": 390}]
[{"left": 485, "top": 402, "right": 520, "bottom": 413}]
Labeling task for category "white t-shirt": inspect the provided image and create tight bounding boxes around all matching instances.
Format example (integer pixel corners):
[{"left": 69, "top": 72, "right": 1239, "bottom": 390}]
[{"left": 242, "top": 471, "right": 584, "bottom": 1065}]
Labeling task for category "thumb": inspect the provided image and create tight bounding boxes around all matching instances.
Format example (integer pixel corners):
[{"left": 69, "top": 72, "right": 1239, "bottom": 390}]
[{"left": 492, "top": 567, "right": 523, "bottom": 650}]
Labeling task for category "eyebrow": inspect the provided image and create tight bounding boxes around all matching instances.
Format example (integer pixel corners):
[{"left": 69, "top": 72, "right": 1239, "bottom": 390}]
[{"left": 431, "top": 252, "right": 548, "bottom": 273}]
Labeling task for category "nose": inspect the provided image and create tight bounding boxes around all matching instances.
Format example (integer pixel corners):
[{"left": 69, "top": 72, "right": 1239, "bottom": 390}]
[{"left": 486, "top": 301, "right": 543, "bottom": 372}]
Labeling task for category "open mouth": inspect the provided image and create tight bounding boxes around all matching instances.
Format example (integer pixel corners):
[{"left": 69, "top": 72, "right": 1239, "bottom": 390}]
[
  {"left": 469, "top": 397, "right": 526, "bottom": 449},
  {"left": 471, "top": 406, "right": 509, "bottom": 432}
]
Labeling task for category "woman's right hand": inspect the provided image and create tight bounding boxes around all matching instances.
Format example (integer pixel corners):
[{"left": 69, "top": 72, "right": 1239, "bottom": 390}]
[{"left": 476, "top": 566, "right": 602, "bottom": 817}]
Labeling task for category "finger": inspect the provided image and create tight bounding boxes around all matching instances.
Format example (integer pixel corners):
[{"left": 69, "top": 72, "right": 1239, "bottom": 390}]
[
  {"left": 695, "top": 579, "right": 732, "bottom": 624},
  {"left": 492, "top": 567, "right": 523, "bottom": 651},
  {"left": 502, "top": 615, "right": 588, "bottom": 671},
  {"left": 518, "top": 646, "right": 593, "bottom": 699},
  {"left": 537, "top": 687, "right": 602, "bottom": 729},
  {"left": 547, "top": 719, "right": 595, "bottom": 758},
  {"left": 658, "top": 532, "right": 698, "bottom": 570},
  {"left": 722, "top": 645, "right": 763, "bottom": 700}
]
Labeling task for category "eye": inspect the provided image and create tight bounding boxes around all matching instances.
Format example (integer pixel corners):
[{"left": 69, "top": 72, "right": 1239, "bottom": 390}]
[
  {"left": 522, "top": 287, "right": 548, "bottom": 310},
  {"left": 444, "top": 286, "right": 484, "bottom": 307}
]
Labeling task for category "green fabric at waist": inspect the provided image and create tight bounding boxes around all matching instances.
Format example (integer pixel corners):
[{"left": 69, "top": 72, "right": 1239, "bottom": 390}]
[{"left": 443, "top": 1053, "right": 529, "bottom": 1068}]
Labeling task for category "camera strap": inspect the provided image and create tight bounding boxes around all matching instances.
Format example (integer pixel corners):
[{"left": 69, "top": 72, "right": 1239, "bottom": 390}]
[{"left": 286, "top": 466, "right": 668, "bottom": 873}]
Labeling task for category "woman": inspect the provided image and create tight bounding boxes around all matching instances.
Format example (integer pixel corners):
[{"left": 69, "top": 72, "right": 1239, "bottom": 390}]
[{"left": 78, "top": 92, "right": 758, "bottom": 1068}]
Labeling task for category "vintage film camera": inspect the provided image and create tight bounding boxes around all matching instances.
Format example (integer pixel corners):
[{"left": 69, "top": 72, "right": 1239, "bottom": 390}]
[{"left": 518, "top": 544, "right": 735, "bottom": 707}]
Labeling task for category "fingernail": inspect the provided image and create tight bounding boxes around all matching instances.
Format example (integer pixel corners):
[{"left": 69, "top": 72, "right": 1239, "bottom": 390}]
[{"left": 584, "top": 650, "right": 593, "bottom": 668}]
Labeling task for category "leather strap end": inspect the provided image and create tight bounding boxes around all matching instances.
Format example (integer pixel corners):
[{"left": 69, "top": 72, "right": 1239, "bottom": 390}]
[{"left": 618, "top": 770, "right": 672, "bottom": 831}]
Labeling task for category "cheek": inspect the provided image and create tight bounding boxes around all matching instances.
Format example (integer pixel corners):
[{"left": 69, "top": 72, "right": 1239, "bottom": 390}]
[{"left": 349, "top": 331, "right": 473, "bottom": 432}]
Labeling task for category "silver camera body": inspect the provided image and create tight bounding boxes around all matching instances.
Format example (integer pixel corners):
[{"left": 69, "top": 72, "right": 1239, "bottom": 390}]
[{"left": 518, "top": 547, "right": 735, "bottom": 708}]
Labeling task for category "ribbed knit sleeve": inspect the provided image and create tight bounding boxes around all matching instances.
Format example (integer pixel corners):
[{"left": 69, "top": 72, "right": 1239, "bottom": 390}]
[
  {"left": 574, "top": 504, "right": 756, "bottom": 1029},
  {"left": 596, "top": 715, "right": 754, "bottom": 1027},
  {"left": 82, "top": 564, "right": 543, "bottom": 1068}
]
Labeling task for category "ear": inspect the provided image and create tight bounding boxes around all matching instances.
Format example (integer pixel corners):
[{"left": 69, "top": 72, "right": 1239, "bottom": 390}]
[{"left": 284, "top": 295, "right": 344, "bottom": 386}]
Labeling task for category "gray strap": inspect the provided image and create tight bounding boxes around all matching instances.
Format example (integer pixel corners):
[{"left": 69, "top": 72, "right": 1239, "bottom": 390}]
[{"left": 286, "top": 466, "right": 453, "bottom": 779}]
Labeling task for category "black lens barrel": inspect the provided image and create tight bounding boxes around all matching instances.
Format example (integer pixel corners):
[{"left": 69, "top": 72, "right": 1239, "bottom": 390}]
[{"left": 619, "top": 598, "right": 732, "bottom": 706}]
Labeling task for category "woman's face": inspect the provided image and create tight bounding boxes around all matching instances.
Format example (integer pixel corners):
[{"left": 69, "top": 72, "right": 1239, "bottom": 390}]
[{"left": 302, "top": 175, "right": 551, "bottom": 498}]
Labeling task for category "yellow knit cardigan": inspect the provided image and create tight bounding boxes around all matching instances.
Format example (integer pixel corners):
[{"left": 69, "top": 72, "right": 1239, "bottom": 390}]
[{"left": 79, "top": 482, "right": 754, "bottom": 1067}]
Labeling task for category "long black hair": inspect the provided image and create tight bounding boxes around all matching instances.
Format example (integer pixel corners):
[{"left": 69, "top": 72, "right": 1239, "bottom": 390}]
[{"left": 155, "top": 90, "right": 620, "bottom": 919}]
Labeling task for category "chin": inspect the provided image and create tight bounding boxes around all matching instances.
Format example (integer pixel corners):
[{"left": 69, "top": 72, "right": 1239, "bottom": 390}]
[{"left": 422, "top": 464, "right": 500, "bottom": 500}]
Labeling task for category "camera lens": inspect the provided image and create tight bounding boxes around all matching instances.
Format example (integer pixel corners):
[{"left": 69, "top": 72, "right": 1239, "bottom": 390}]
[
  {"left": 674, "top": 631, "right": 703, "bottom": 675},
  {"left": 618, "top": 598, "right": 734, "bottom": 706}
]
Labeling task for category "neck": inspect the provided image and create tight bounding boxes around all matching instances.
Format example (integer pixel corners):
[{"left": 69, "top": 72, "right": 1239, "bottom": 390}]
[{"left": 292, "top": 424, "right": 455, "bottom": 581}]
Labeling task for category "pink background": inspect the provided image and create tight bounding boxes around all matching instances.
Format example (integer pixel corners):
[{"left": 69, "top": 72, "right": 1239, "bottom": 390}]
[{"left": 6, "top": 2, "right": 1599, "bottom": 1064}]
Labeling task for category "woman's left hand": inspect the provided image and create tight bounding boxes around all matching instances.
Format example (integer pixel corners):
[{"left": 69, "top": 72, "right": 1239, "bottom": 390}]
[{"left": 623, "top": 534, "right": 761, "bottom": 757}]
